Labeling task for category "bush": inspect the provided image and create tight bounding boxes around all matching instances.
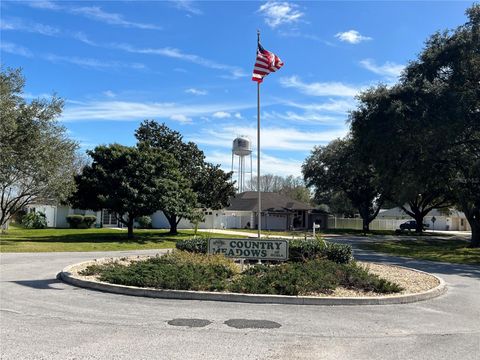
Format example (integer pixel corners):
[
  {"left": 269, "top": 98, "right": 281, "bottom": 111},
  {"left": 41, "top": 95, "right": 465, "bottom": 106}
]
[
  {"left": 324, "top": 242, "right": 353, "bottom": 264},
  {"left": 22, "top": 212, "right": 47, "bottom": 229},
  {"left": 83, "top": 215, "right": 97, "bottom": 228},
  {"left": 136, "top": 216, "right": 152, "bottom": 229},
  {"left": 81, "top": 251, "right": 238, "bottom": 292},
  {"left": 176, "top": 237, "right": 208, "bottom": 253},
  {"left": 289, "top": 238, "right": 325, "bottom": 262},
  {"left": 288, "top": 238, "right": 353, "bottom": 264},
  {"left": 66, "top": 215, "right": 96, "bottom": 229}
]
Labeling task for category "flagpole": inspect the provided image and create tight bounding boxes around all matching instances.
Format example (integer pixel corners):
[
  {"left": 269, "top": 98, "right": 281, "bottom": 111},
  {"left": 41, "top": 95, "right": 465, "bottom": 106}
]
[{"left": 257, "top": 29, "right": 261, "bottom": 239}]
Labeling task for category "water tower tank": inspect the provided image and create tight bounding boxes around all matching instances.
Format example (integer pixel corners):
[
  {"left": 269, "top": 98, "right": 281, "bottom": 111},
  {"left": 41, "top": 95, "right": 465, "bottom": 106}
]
[{"left": 232, "top": 136, "right": 252, "bottom": 156}]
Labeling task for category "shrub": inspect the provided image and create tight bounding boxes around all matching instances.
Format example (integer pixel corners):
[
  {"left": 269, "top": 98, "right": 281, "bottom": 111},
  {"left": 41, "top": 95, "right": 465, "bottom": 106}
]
[
  {"left": 22, "top": 212, "right": 47, "bottom": 229},
  {"left": 81, "top": 251, "right": 238, "bottom": 292},
  {"left": 83, "top": 215, "right": 97, "bottom": 228},
  {"left": 289, "top": 238, "right": 325, "bottom": 262},
  {"left": 66, "top": 215, "right": 96, "bottom": 229},
  {"left": 80, "top": 254, "right": 403, "bottom": 295},
  {"left": 136, "top": 216, "right": 152, "bottom": 229},
  {"left": 324, "top": 242, "right": 353, "bottom": 264},
  {"left": 288, "top": 238, "right": 353, "bottom": 264},
  {"left": 176, "top": 237, "right": 208, "bottom": 253}
]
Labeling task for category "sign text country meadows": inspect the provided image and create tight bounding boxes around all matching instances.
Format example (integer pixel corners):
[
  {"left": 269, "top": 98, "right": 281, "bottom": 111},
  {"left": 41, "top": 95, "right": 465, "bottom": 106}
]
[{"left": 208, "top": 238, "right": 288, "bottom": 260}]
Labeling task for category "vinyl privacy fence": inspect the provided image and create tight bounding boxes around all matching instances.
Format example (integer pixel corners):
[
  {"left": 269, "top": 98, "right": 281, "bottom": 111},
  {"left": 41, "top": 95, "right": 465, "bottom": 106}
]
[{"left": 327, "top": 217, "right": 406, "bottom": 231}]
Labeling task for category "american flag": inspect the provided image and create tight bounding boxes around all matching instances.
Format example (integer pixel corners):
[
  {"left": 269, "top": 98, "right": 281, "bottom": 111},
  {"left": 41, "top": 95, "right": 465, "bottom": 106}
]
[{"left": 252, "top": 43, "right": 284, "bottom": 83}]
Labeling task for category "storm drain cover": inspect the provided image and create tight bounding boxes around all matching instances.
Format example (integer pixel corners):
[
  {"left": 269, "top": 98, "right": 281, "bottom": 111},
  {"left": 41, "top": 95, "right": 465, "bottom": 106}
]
[
  {"left": 224, "top": 319, "right": 281, "bottom": 329},
  {"left": 167, "top": 318, "right": 212, "bottom": 328}
]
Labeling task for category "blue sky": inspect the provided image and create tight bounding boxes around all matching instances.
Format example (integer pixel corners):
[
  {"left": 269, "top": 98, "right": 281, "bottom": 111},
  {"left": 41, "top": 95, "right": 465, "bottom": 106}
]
[{"left": 1, "top": 0, "right": 472, "bottom": 177}]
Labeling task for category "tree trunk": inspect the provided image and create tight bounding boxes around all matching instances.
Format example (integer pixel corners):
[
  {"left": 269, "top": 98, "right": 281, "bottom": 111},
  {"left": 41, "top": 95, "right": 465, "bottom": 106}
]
[
  {"left": 413, "top": 214, "right": 425, "bottom": 233},
  {"left": 167, "top": 214, "right": 178, "bottom": 235},
  {"left": 465, "top": 215, "right": 480, "bottom": 248},
  {"left": 362, "top": 218, "right": 369, "bottom": 235},
  {"left": 127, "top": 216, "right": 134, "bottom": 239}
]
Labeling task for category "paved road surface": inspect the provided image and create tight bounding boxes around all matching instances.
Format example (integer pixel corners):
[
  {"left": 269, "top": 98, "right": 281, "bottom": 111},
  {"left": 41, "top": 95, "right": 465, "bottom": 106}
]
[{"left": 1, "top": 239, "right": 479, "bottom": 360}]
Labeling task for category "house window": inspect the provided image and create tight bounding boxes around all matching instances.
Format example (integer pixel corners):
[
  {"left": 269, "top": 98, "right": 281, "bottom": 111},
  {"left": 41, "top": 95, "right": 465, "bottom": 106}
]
[{"left": 461, "top": 219, "right": 464, "bottom": 226}]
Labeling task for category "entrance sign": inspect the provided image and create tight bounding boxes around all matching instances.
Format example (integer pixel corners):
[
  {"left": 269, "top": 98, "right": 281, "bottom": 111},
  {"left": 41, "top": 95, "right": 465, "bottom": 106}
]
[{"left": 208, "top": 238, "right": 288, "bottom": 261}]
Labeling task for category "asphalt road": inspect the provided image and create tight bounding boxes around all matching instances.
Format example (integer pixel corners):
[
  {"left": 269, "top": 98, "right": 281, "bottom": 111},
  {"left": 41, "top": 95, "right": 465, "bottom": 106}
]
[{"left": 1, "top": 239, "right": 479, "bottom": 360}]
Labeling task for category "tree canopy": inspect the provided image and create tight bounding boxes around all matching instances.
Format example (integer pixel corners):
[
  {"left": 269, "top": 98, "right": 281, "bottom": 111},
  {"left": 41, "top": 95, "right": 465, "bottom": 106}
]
[
  {"left": 0, "top": 68, "right": 78, "bottom": 230},
  {"left": 135, "top": 120, "right": 235, "bottom": 233},
  {"left": 70, "top": 144, "right": 193, "bottom": 238},
  {"left": 303, "top": 138, "right": 385, "bottom": 233}
]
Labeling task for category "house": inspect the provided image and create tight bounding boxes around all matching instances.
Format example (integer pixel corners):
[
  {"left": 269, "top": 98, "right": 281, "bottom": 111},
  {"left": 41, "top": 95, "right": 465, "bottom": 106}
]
[
  {"left": 25, "top": 203, "right": 112, "bottom": 228},
  {"left": 377, "top": 206, "right": 471, "bottom": 231},
  {"left": 223, "top": 191, "right": 315, "bottom": 230},
  {"left": 24, "top": 192, "right": 317, "bottom": 231}
]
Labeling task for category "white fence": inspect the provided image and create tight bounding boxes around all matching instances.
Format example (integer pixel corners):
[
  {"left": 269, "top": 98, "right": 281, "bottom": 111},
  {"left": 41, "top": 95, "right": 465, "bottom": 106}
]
[{"left": 327, "top": 217, "right": 406, "bottom": 231}]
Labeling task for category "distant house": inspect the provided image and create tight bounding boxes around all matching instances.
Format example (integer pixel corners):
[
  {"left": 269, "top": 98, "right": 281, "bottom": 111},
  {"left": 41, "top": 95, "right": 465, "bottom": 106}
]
[
  {"left": 24, "top": 192, "right": 318, "bottom": 231},
  {"left": 377, "top": 207, "right": 471, "bottom": 231},
  {"left": 223, "top": 191, "right": 315, "bottom": 230}
]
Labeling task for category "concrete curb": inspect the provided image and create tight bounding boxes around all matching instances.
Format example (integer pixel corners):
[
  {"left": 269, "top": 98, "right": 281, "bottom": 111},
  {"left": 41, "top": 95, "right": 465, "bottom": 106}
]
[{"left": 59, "top": 258, "right": 447, "bottom": 306}]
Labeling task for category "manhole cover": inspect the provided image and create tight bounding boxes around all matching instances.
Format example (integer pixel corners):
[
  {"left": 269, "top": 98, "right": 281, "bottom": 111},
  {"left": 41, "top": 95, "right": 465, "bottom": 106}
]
[
  {"left": 224, "top": 319, "right": 281, "bottom": 329},
  {"left": 167, "top": 318, "right": 212, "bottom": 328}
]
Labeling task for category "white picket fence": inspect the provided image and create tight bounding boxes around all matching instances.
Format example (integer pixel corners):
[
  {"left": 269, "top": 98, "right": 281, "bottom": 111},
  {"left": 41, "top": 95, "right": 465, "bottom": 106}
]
[{"left": 327, "top": 217, "right": 406, "bottom": 231}]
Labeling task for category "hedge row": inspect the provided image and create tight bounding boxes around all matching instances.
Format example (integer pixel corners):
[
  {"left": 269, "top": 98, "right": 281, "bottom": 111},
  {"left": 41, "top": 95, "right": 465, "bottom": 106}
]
[{"left": 66, "top": 215, "right": 97, "bottom": 229}]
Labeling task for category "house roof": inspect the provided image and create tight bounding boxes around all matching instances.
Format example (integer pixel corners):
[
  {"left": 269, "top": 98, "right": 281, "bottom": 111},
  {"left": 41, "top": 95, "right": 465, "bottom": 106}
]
[{"left": 226, "top": 191, "right": 313, "bottom": 212}]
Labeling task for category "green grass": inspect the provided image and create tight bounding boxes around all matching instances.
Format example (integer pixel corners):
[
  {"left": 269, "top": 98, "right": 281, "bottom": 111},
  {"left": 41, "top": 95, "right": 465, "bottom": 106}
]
[
  {"left": 359, "top": 238, "right": 480, "bottom": 265},
  {"left": 0, "top": 227, "right": 245, "bottom": 253}
]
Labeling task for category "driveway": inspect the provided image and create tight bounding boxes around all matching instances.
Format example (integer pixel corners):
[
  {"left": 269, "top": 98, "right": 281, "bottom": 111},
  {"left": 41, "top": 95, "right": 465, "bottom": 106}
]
[{"left": 1, "top": 239, "right": 479, "bottom": 360}]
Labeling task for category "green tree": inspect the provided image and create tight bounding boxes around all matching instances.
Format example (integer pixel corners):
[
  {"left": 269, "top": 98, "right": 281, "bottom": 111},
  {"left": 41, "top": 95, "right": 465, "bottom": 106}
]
[
  {"left": 402, "top": 4, "right": 479, "bottom": 245},
  {"left": 303, "top": 138, "right": 385, "bottom": 233},
  {"left": 0, "top": 68, "right": 78, "bottom": 230},
  {"left": 135, "top": 120, "right": 235, "bottom": 233},
  {"left": 70, "top": 144, "right": 192, "bottom": 238},
  {"left": 350, "top": 85, "right": 453, "bottom": 233}
]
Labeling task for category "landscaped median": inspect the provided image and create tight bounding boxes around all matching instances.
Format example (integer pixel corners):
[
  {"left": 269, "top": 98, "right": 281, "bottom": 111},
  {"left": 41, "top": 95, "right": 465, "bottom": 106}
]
[{"left": 59, "top": 237, "right": 446, "bottom": 305}]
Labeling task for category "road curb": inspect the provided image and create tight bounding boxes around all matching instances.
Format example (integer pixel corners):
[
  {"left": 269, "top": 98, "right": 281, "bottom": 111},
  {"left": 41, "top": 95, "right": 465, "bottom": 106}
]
[{"left": 59, "top": 258, "right": 447, "bottom": 306}]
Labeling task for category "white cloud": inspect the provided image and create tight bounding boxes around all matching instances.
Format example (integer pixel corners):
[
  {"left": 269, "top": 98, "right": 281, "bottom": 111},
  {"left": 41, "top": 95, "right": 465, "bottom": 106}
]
[
  {"left": 71, "top": 6, "right": 161, "bottom": 30},
  {"left": 61, "top": 100, "right": 253, "bottom": 122},
  {"left": 194, "top": 125, "right": 347, "bottom": 152},
  {"left": 185, "top": 88, "right": 208, "bottom": 96},
  {"left": 234, "top": 112, "right": 243, "bottom": 119},
  {"left": 72, "top": 32, "right": 97, "bottom": 46},
  {"left": 359, "top": 59, "right": 404, "bottom": 78},
  {"left": 206, "top": 150, "right": 302, "bottom": 177},
  {"left": 335, "top": 30, "right": 372, "bottom": 44},
  {"left": 279, "top": 76, "right": 362, "bottom": 97},
  {"left": 111, "top": 43, "right": 246, "bottom": 79},
  {"left": 262, "top": 110, "right": 343, "bottom": 124},
  {"left": 103, "top": 90, "right": 116, "bottom": 98},
  {"left": 28, "top": 1, "right": 61, "bottom": 10},
  {"left": 169, "top": 114, "right": 192, "bottom": 124},
  {"left": 172, "top": 0, "right": 203, "bottom": 15},
  {"left": 258, "top": 1, "right": 304, "bottom": 28},
  {"left": 43, "top": 54, "right": 147, "bottom": 71},
  {"left": 0, "top": 42, "right": 33, "bottom": 57},
  {"left": 27, "top": 1, "right": 161, "bottom": 30},
  {"left": 285, "top": 99, "right": 357, "bottom": 114},
  {"left": 212, "top": 111, "right": 231, "bottom": 119},
  {"left": 0, "top": 18, "right": 60, "bottom": 36}
]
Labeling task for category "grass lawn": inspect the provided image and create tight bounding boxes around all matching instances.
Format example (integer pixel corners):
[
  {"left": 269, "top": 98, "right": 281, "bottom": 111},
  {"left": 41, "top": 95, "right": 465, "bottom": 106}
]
[
  {"left": 359, "top": 237, "right": 480, "bottom": 265},
  {"left": 0, "top": 227, "right": 245, "bottom": 253}
]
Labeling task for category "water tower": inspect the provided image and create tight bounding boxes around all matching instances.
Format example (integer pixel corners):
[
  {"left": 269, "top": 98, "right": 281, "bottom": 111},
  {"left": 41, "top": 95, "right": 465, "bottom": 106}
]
[{"left": 231, "top": 136, "right": 253, "bottom": 193}]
